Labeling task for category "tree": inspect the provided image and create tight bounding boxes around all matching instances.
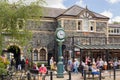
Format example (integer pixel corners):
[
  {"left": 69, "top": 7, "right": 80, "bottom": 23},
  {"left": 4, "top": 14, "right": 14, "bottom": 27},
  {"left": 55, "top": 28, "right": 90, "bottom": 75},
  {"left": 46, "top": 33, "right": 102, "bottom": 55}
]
[
  {"left": 113, "top": 21, "right": 120, "bottom": 24},
  {"left": 0, "top": 0, "right": 45, "bottom": 54}
]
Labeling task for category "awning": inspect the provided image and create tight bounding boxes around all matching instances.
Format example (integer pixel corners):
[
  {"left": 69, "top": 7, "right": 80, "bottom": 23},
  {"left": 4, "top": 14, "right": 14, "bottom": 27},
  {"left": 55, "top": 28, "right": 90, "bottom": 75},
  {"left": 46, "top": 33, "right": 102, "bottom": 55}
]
[{"left": 74, "top": 44, "right": 120, "bottom": 50}]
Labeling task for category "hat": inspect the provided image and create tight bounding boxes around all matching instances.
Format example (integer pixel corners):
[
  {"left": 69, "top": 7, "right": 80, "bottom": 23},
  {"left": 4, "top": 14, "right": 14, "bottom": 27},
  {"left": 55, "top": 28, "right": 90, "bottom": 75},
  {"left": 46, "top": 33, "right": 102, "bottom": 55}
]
[
  {"left": 74, "top": 59, "right": 77, "bottom": 61},
  {"left": 41, "top": 64, "right": 44, "bottom": 67}
]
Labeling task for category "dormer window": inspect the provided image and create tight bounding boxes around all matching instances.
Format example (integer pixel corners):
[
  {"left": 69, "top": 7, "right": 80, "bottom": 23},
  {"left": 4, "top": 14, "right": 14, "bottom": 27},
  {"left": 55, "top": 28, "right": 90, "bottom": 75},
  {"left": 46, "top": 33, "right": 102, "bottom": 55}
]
[{"left": 78, "top": 8, "right": 95, "bottom": 32}]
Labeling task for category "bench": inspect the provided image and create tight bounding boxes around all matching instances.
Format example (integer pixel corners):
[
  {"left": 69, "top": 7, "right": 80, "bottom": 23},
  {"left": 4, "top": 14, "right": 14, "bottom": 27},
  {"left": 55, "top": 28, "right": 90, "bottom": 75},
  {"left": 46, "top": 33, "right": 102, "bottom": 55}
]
[
  {"left": 29, "top": 69, "right": 48, "bottom": 80},
  {"left": 29, "top": 69, "right": 39, "bottom": 74},
  {"left": 29, "top": 69, "right": 39, "bottom": 80},
  {"left": 83, "top": 69, "right": 99, "bottom": 78},
  {"left": 85, "top": 70, "right": 105, "bottom": 79}
]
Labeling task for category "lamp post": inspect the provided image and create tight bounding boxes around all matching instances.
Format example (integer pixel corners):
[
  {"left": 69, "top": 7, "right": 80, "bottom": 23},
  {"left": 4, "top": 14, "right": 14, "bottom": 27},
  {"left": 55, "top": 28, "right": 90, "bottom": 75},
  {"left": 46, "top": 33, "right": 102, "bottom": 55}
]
[
  {"left": 57, "top": 42, "right": 64, "bottom": 78},
  {"left": 55, "top": 27, "right": 65, "bottom": 78}
]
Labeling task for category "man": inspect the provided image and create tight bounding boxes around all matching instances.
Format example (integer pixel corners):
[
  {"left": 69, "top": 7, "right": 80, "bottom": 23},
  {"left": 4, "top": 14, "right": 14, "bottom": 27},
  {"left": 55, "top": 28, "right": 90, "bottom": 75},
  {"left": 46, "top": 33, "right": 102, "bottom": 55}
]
[
  {"left": 73, "top": 59, "right": 79, "bottom": 73},
  {"left": 39, "top": 64, "right": 47, "bottom": 80},
  {"left": 67, "top": 58, "right": 72, "bottom": 71},
  {"left": 50, "top": 57, "right": 54, "bottom": 70}
]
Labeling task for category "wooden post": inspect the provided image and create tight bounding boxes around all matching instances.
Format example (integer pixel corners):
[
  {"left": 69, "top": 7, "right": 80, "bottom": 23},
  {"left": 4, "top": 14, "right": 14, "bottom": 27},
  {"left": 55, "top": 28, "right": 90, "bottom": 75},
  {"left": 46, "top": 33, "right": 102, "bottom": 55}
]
[
  {"left": 69, "top": 71, "right": 71, "bottom": 80},
  {"left": 84, "top": 70, "right": 86, "bottom": 80}
]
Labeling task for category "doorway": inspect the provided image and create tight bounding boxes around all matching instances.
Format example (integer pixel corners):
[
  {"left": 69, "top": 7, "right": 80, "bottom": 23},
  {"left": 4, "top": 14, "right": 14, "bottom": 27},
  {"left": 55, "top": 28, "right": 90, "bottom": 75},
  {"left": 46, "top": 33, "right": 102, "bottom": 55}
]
[{"left": 7, "top": 45, "right": 21, "bottom": 69}]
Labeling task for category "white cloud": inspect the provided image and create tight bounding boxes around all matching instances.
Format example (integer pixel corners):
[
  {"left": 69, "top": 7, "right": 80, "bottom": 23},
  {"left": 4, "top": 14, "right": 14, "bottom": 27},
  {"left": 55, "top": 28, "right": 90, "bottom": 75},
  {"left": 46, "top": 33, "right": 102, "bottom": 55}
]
[
  {"left": 8, "top": 0, "right": 66, "bottom": 9},
  {"left": 101, "top": 10, "right": 120, "bottom": 23},
  {"left": 106, "top": 0, "right": 120, "bottom": 4},
  {"left": 101, "top": 10, "right": 113, "bottom": 18},
  {"left": 112, "top": 16, "right": 120, "bottom": 22},
  {"left": 100, "top": 10, "right": 113, "bottom": 23},
  {"left": 75, "top": 0, "right": 86, "bottom": 7},
  {"left": 44, "top": 0, "right": 66, "bottom": 9}
]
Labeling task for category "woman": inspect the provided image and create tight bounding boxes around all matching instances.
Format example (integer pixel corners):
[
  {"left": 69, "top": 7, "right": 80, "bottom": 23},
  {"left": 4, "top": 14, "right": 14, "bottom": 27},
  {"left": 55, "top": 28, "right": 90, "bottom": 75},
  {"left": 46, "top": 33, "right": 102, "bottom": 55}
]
[{"left": 91, "top": 63, "right": 100, "bottom": 75}]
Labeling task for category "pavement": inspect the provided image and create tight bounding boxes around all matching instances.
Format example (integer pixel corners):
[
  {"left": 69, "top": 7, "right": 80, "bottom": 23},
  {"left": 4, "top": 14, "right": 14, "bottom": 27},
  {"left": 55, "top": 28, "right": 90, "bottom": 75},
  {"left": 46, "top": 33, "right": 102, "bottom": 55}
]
[
  {"left": 44, "top": 70, "right": 120, "bottom": 80},
  {"left": 13, "top": 70, "right": 120, "bottom": 80}
]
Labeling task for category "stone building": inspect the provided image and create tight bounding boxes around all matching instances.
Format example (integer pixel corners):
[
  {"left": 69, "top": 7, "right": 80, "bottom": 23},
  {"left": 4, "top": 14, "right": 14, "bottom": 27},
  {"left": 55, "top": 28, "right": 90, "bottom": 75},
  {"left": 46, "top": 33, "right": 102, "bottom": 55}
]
[{"left": 4, "top": 5, "right": 120, "bottom": 65}]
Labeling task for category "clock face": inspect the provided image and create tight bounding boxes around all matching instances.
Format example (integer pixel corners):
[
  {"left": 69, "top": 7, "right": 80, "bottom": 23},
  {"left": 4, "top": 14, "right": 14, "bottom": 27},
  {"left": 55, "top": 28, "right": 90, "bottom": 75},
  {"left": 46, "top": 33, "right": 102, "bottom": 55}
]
[{"left": 57, "top": 30, "right": 65, "bottom": 39}]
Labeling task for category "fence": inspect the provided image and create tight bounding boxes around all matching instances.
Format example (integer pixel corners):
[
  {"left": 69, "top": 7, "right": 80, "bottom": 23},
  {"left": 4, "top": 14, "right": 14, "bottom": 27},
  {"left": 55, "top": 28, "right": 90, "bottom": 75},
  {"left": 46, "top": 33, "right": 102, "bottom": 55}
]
[
  {"left": 83, "top": 67, "right": 120, "bottom": 80},
  {"left": 1, "top": 68, "right": 120, "bottom": 80}
]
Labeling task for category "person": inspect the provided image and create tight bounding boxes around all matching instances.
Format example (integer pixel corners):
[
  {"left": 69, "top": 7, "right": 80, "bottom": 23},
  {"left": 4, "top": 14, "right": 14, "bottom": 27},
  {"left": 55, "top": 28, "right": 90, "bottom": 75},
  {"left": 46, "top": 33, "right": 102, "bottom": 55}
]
[
  {"left": 52, "top": 61, "right": 57, "bottom": 71},
  {"left": 73, "top": 59, "right": 79, "bottom": 73},
  {"left": 99, "top": 58, "right": 104, "bottom": 70},
  {"left": 81, "top": 61, "right": 86, "bottom": 77},
  {"left": 113, "top": 60, "right": 118, "bottom": 69},
  {"left": 39, "top": 64, "right": 47, "bottom": 80},
  {"left": 18, "top": 59, "right": 22, "bottom": 71},
  {"left": 50, "top": 57, "right": 54, "bottom": 70},
  {"left": 104, "top": 61, "right": 107, "bottom": 70},
  {"left": 10, "top": 58, "right": 15, "bottom": 68},
  {"left": 67, "top": 58, "right": 72, "bottom": 71},
  {"left": 21, "top": 59, "right": 25, "bottom": 70},
  {"left": 33, "top": 63, "right": 39, "bottom": 70},
  {"left": 91, "top": 63, "right": 100, "bottom": 75},
  {"left": 25, "top": 58, "right": 29, "bottom": 71}
]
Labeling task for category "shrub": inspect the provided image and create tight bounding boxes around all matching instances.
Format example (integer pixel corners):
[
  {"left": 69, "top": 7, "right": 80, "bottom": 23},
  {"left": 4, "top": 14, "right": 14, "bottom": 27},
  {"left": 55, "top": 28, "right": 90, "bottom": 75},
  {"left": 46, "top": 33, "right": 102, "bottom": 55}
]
[
  {"left": 0, "top": 56, "right": 10, "bottom": 75},
  {"left": 0, "top": 68, "right": 7, "bottom": 75},
  {"left": 0, "top": 62, "right": 5, "bottom": 68},
  {"left": 37, "top": 62, "right": 48, "bottom": 68}
]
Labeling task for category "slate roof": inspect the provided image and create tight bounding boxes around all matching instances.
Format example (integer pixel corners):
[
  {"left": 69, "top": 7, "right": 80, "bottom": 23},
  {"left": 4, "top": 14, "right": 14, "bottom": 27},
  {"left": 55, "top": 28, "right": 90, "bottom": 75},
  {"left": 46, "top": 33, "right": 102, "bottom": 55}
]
[
  {"left": 42, "top": 7, "right": 65, "bottom": 18},
  {"left": 74, "top": 44, "right": 120, "bottom": 50},
  {"left": 42, "top": 5, "right": 109, "bottom": 19},
  {"left": 108, "top": 24, "right": 120, "bottom": 28}
]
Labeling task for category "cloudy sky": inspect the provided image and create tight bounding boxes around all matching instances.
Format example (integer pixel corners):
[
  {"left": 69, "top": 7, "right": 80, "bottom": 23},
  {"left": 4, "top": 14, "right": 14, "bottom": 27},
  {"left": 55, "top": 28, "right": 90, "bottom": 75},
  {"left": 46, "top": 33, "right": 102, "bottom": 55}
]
[{"left": 9, "top": 0, "right": 120, "bottom": 23}]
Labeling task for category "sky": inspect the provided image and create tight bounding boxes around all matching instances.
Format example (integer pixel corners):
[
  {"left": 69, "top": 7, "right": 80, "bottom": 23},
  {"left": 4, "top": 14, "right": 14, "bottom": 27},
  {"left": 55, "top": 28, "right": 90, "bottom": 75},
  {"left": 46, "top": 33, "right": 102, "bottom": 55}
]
[{"left": 9, "top": 0, "right": 120, "bottom": 23}]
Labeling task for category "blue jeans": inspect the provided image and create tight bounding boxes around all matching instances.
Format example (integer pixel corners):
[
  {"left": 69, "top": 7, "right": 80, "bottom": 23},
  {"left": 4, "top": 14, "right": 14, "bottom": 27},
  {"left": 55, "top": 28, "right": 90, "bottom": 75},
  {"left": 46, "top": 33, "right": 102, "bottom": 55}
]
[{"left": 74, "top": 67, "right": 78, "bottom": 73}]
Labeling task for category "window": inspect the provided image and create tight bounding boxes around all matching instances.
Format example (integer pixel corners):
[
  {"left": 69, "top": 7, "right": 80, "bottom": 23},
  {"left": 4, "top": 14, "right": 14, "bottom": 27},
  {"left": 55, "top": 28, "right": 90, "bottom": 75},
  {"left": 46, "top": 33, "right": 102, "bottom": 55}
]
[
  {"left": 114, "top": 28, "right": 117, "bottom": 33},
  {"left": 109, "top": 28, "right": 120, "bottom": 34},
  {"left": 79, "top": 10, "right": 95, "bottom": 32},
  {"left": 39, "top": 48, "right": 46, "bottom": 61},
  {"left": 17, "top": 19, "right": 25, "bottom": 30},
  {"left": 78, "top": 20, "right": 82, "bottom": 30},
  {"left": 83, "top": 18, "right": 89, "bottom": 31},
  {"left": 90, "top": 21, "right": 95, "bottom": 31},
  {"left": 117, "top": 29, "right": 119, "bottom": 33},
  {"left": 33, "top": 49, "right": 38, "bottom": 61},
  {"left": 90, "top": 26, "right": 93, "bottom": 31}
]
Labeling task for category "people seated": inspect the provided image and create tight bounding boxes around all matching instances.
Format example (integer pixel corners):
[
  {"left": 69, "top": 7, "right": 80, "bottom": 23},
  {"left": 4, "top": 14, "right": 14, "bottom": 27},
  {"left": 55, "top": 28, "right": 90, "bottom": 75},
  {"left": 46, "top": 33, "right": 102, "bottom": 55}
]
[
  {"left": 51, "top": 61, "right": 57, "bottom": 71},
  {"left": 38, "top": 64, "right": 47, "bottom": 80},
  {"left": 33, "top": 63, "right": 39, "bottom": 70},
  {"left": 91, "top": 63, "right": 100, "bottom": 75},
  {"left": 39, "top": 64, "right": 47, "bottom": 75}
]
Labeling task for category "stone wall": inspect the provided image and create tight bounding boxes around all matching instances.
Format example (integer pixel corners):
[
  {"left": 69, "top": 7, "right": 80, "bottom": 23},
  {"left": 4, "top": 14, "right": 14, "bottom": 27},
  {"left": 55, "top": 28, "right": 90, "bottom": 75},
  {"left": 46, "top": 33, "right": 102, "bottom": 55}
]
[{"left": 26, "top": 20, "right": 57, "bottom": 53}]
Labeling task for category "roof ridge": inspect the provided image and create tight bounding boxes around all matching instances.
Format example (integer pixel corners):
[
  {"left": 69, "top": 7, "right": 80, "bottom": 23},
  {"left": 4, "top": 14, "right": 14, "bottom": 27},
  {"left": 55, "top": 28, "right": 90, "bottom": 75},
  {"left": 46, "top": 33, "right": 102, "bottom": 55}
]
[{"left": 61, "top": 5, "right": 84, "bottom": 15}]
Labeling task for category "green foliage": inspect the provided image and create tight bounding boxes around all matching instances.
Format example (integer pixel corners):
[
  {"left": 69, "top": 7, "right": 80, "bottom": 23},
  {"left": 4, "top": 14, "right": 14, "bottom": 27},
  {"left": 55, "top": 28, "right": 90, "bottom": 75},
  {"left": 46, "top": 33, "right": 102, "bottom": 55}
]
[
  {"left": 0, "top": 56, "right": 10, "bottom": 68},
  {"left": 0, "top": 56, "right": 10, "bottom": 75},
  {"left": 113, "top": 21, "right": 120, "bottom": 24},
  {"left": 0, "top": 62, "right": 5, "bottom": 68},
  {"left": 37, "top": 62, "right": 47, "bottom": 67},
  {"left": 0, "top": 0, "right": 44, "bottom": 54},
  {"left": 0, "top": 68, "right": 7, "bottom": 75}
]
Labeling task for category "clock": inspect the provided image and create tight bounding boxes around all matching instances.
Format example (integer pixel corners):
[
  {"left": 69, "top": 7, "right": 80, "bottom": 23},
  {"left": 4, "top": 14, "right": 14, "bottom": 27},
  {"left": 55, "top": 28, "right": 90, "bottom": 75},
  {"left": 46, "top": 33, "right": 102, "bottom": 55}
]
[{"left": 56, "top": 28, "right": 65, "bottom": 41}]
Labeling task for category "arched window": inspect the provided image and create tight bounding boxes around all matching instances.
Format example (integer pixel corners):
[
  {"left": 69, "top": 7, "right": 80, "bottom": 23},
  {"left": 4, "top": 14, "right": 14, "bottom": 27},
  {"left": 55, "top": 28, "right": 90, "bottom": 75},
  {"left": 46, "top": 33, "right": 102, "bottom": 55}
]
[
  {"left": 39, "top": 48, "right": 46, "bottom": 61},
  {"left": 33, "top": 49, "right": 38, "bottom": 61},
  {"left": 78, "top": 20, "right": 82, "bottom": 30}
]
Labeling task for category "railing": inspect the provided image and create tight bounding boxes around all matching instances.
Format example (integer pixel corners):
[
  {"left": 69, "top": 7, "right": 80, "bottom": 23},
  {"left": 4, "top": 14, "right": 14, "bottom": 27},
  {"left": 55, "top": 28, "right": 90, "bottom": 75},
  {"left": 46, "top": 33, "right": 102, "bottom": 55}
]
[
  {"left": 83, "top": 67, "right": 120, "bottom": 80},
  {"left": 1, "top": 68, "right": 120, "bottom": 80}
]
